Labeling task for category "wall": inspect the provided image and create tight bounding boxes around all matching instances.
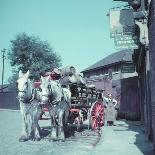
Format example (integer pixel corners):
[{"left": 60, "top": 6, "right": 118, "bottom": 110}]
[
  {"left": 90, "top": 79, "right": 113, "bottom": 96},
  {"left": 148, "top": 0, "right": 155, "bottom": 152},
  {"left": 112, "top": 70, "right": 138, "bottom": 80},
  {"left": 0, "top": 91, "right": 19, "bottom": 110},
  {"left": 113, "top": 76, "right": 140, "bottom": 120}
]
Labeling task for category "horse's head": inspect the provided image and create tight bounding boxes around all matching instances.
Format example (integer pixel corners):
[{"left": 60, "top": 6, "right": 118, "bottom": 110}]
[
  {"left": 40, "top": 76, "right": 51, "bottom": 104},
  {"left": 40, "top": 76, "right": 63, "bottom": 104},
  {"left": 17, "top": 70, "right": 32, "bottom": 102}
]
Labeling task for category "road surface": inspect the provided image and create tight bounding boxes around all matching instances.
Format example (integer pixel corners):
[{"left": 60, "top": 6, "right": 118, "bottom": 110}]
[{"left": 0, "top": 109, "right": 153, "bottom": 155}]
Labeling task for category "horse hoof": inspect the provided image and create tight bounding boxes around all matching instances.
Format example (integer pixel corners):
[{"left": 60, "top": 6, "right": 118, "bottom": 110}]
[
  {"left": 57, "top": 132, "right": 65, "bottom": 142},
  {"left": 49, "top": 128, "right": 57, "bottom": 141},
  {"left": 35, "top": 137, "right": 41, "bottom": 141},
  {"left": 49, "top": 137, "right": 57, "bottom": 142},
  {"left": 49, "top": 133, "right": 57, "bottom": 141},
  {"left": 58, "top": 129, "right": 65, "bottom": 141},
  {"left": 59, "top": 139, "right": 65, "bottom": 142},
  {"left": 77, "top": 126, "right": 82, "bottom": 132},
  {"left": 19, "top": 135, "right": 29, "bottom": 142},
  {"left": 31, "top": 136, "right": 41, "bottom": 141},
  {"left": 49, "top": 135, "right": 57, "bottom": 141},
  {"left": 58, "top": 135, "right": 65, "bottom": 142}
]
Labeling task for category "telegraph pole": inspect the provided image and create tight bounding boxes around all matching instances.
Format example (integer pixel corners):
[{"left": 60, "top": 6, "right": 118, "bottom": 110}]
[{"left": 1, "top": 48, "right": 6, "bottom": 92}]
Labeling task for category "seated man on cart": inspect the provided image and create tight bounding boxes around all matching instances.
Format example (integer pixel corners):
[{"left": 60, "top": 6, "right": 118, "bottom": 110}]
[{"left": 44, "top": 68, "right": 61, "bottom": 81}]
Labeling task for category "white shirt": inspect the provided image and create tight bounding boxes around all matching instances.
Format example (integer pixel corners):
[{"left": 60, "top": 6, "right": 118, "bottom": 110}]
[{"left": 103, "top": 97, "right": 117, "bottom": 107}]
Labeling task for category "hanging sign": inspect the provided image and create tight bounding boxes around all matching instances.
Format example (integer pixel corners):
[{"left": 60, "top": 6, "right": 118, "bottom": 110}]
[
  {"left": 114, "top": 35, "right": 138, "bottom": 49},
  {"left": 109, "top": 9, "right": 139, "bottom": 49},
  {"left": 121, "top": 64, "right": 135, "bottom": 73}
]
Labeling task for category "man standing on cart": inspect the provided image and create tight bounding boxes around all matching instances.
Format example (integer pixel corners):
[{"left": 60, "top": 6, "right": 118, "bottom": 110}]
[{"left": 103, "top": 93, "right": 117, "bottom": 126}]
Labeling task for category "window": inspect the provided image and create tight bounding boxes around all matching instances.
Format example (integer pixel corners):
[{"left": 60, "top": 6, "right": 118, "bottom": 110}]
[{"left": 121, "top": 63, "right": 135, "bottom": 73}]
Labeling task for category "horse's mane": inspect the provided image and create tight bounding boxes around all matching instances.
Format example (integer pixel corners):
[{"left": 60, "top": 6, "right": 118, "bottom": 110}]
[{"left": 49, "top": 80, "right": 63, "bottom": 104}]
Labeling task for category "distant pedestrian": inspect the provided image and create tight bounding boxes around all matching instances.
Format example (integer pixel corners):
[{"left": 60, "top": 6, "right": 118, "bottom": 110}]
[
  {"left": 97, "top": 89, "right": 103, "bottom": 101},
  {"left": 103, "top": 94, "right": 117, "bottom": 126}
]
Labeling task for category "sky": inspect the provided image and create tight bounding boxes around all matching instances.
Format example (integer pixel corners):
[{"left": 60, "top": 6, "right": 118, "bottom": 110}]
[{"left": 0, "top": 0, "right": 122, "bottom": 84}]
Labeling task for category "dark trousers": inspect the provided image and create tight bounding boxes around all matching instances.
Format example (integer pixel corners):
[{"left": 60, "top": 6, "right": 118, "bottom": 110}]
[{"left": 107, "top": 121, "right": 113, "bottom": 126}]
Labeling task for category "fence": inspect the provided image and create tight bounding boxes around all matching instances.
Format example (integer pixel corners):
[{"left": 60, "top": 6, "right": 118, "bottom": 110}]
[{"left": 0, "top": 91, "right": 19, "bottom": 110}]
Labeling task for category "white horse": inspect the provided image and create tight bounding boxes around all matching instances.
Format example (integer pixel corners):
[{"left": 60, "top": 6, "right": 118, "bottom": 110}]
[
  {"left": 17, "top": 70, "right": 41, "bottom": 142},
  {"left": 40, "top": 76, "right": 71, "bottom": 141}
]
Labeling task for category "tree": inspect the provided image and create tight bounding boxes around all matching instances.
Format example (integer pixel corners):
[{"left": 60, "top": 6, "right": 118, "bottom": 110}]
[
  {"left": 7, "top": 71, "right": 18, "bottom": 90},
  {"left": 8, "top": 32, "right": 62, "bottom": 87}
]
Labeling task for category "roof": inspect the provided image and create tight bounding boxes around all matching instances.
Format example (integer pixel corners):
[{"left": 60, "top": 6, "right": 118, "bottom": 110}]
[{"left": 81, "top": 50, "right": 133, "bottom": 73}]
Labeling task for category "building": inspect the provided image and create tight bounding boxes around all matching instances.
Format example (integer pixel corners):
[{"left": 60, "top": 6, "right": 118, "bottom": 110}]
[
  {"left": 113, "top": 0, "right": 155, "bottom": 153},
  {"left": 125, "top": 0, "right": 155, "bottom": 153},
  {"left": 0, "top": 84, "right": 19, "bottom": 110},
  {"left": 82, "top": 50, "right": 137, "bottom": 80},
  {"left": 81, "top": 50, "right": 140, "bottom": 120},
  {"left": 147, "top": 0, "right": 155, "bottom": 151}
]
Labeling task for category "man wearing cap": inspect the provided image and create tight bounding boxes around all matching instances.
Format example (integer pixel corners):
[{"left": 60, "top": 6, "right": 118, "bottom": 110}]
[{"left": 43, "top": 68, "right": 61, "bottom": 81}]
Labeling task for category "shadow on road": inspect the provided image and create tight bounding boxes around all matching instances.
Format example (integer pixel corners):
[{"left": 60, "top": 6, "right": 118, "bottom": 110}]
[
  {"left": 40, "top": 124, "right": 90, "bottom": 140},
  {"left": 114, "top": 120, "right": 154, "bottom": 155}
]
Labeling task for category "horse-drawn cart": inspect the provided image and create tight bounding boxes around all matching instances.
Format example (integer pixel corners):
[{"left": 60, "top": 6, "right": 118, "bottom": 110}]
[
  {"left": 68, "top": 83, "right": 105, "bottom": 130},
  {"left": 17, "top": 68, "right": 105, "bottom": 142},
  {"left": 35, "top": 81, "right": 105, "bottom": 130},
  {"left": 34, "top": 66, "right": 105, "bottom": 133}
]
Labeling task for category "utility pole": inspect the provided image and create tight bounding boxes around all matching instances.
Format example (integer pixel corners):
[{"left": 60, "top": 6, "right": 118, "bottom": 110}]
[{"left": 1, "top": 48, "right": 6, "bottom": 92}]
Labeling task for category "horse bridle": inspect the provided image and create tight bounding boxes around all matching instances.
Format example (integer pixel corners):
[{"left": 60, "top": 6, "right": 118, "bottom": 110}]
[
  {"left": 17, "top": 80, "right": 33, "bottom": 103},
  {"left": 41, "top": 82, "right": 63, "bottom": 105},
  {"left": 16, "top": 81, "right": 28, "bottom": 93},
  {"left": 41, "top": 83, "right": 53, "bottom": 103}
]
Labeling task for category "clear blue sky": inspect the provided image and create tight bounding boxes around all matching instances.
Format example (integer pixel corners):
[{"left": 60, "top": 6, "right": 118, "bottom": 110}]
[{"left": 0, "top": 0, "right": 121, "bottom": 83}]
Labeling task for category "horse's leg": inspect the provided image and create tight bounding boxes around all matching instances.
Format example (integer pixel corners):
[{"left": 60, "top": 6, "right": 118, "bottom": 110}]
[
  {"left": 57, "top": 109, "right": 65, "bottom": 141},
  {"left": 36, "top": 105, "right": 42, "bottom": 133},
  {"left": 31, "top": 102, "right": 42, "bottom": 141},
  {"left": 19, "top": 101, "right": 29, "bottom": 142},
  {"left": 48, "top": 106, "right": 57, "bottom": 141}
]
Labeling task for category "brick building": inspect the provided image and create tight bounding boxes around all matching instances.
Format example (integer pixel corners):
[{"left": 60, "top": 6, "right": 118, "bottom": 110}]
[{"left": 82, "top": 50, "right": 140, "bottom": 120}]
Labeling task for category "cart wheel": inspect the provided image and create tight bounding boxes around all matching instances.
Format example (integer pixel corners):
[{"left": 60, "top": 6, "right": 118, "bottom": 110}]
[{"left": 90, "top": 101, "right": 104, "bottom": 130}]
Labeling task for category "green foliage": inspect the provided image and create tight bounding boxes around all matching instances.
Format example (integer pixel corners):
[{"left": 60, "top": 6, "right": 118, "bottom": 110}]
[
  {"left": 7, "top": 71, "right": 18, "bottom": 90},
  {"left": 8, "top": 32, "right": 62, "bottom": 81}
]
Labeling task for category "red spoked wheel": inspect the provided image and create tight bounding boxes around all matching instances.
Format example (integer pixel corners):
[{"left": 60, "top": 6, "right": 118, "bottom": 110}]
[{"left": 90, "top": 101, "right": 104, "bottom": 130}]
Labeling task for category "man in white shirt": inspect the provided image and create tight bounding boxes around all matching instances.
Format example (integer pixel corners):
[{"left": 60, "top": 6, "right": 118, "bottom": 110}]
[{"left": 103, "top": 94, "right": 117, "bottom": 126}]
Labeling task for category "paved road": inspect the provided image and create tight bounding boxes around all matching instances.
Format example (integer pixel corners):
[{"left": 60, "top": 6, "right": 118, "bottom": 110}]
[
  {"left": 93, "top": 121, "right": 154, "bottom": 155},
  {"left": 0, "top": 109, "right": 154, "bottom": 155},
  {"left": 0, "top": 109, "right": 100, "bottom": 155}
]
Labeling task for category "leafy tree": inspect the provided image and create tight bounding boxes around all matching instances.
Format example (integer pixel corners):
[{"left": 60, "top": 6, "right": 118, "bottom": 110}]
[
  {"left": 8, "top": 32, "right": 62, "bottom": 87},
  {"left": 7, "top": 71, "right": 18, "bottom": 90}
]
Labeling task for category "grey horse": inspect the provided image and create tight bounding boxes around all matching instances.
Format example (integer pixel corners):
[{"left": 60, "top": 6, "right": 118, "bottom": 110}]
[
  {"left": 40, "top": 76, "right": 71, "bottom": 141},
  {"left": 17, "top": 70, "right": 42, "bottom": 142}
]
